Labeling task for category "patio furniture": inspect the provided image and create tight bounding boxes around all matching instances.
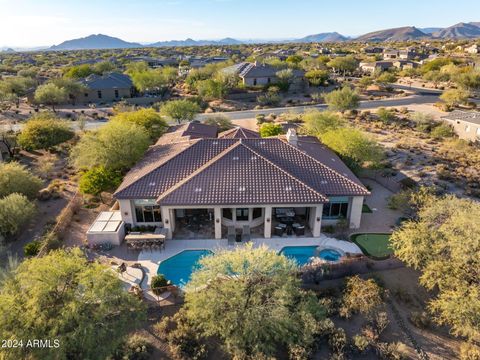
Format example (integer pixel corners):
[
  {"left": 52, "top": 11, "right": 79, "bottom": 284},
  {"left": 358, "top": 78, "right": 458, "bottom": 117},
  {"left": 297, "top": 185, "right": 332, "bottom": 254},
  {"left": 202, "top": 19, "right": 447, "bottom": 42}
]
[
  {"left": 274, "top": 226, "right": 284, "bottom": 237},
  {"left": 295, "top": 225, "right": 305, "bottom": 236},
  {"left": 227, "top": 226, "right": 236, "bottom": 245},
  {"left": 286, "top": 225, "right": 293, "bottom": 236},
  {"left": 279, "top": 217, "right": 294, "bottom": 226},
  {"left": 242, "top": 225, "right": 251, "bottom": 242},
  {"left": 125, "top": 233, "right": 166, "bottom": 250}
]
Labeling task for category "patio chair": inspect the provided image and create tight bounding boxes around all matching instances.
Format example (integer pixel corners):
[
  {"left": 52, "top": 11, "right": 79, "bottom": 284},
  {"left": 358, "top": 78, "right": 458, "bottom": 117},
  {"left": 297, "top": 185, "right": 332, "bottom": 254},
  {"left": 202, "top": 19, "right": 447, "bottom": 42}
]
[
  {"left": 274, "top": 226, "right": 284, "bottom": 237},
  {"left": 242, "top": 225, "right": 251, "bottom": 242},
  {"left": 227, "top": 226, "right": 236, "bottom": 245},
  {"left": 295, "top": 225, "right": 305, "bottom": 236}
]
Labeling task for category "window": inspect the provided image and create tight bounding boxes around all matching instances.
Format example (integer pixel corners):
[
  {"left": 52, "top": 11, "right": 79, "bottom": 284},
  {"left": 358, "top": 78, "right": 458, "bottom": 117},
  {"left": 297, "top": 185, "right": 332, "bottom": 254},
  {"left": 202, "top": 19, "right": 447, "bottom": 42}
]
[
  {"left": 97, "top": 90, "right": 102, "bottom": 99},
  {"left": 223, "top": 208, "right": 233, "bottom": 220},
  {"left": 267, "top": 77, "right": 271, "bottom": 84},
  {"left": 134, "top": 199, "right": 161, "bottom": 223},
  {"left": 253, "top": 78, "right": 257, "bottom": 86},
  {"left": 236, "top": 208, "right": 249, "bottom": 221},
  {"left": 322, "top": 197, "right": 349, "bottom": 219},
  {"left": 114, "top": 89, "right": 119, "bottom": 98},
  {"left": 252, "top": 208, "right": 262, "bottom": 219}
]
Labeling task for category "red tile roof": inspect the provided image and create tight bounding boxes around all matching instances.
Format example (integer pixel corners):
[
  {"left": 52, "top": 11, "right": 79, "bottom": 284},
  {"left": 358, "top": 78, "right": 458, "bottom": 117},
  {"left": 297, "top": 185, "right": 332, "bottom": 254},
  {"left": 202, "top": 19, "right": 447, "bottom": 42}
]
[{"left": 218, "top": 126, "right": 261, "bottom": 139}]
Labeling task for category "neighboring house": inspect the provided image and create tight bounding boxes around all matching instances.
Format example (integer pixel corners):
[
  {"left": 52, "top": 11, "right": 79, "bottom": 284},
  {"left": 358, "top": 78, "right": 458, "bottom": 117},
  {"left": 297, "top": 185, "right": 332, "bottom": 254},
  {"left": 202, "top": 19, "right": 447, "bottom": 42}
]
[
  {"left": 392, "top": 60, "right": 419, "bottom": 70},
  {"left": 111, "top": 126, "right": 370, "bottom": 242},
  {"left": 383, "top": 49, "right": 399, "bottom": 60},
  {"left": 126, "top": 56, "right": 178, "bottom": 68},
  {"left": 363, "top": 46, "right": 384, "bottom": 54},
  {"left": 442, "top": 110, "right": 480, "bottom": 142},
  {"left": 383, "top": 48, "right": 415, "bottom": 60},
  {"left": 223, "top": 61, "right": 304, "bottom": 87},
  {"left": 359, "top": 61, "right": 394, "bottom": 73},
  {"left": 80, "top": 72, "right": 135, "bottom": 103}
]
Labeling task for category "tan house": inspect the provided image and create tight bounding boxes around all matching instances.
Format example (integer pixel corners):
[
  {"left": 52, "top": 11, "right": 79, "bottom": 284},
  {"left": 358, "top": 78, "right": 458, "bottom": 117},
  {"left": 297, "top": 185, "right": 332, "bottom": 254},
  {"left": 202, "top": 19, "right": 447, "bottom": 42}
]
[
  {"left": 80, "top": 72, "right": 135, "bottom": 104},
  {"left": 359, "top": 61, "right": 394, "bottom": 73},
  {"left": 110, "top": 124, "right": 370, "bottom": 243},
  {"left": 223, "top": 62, "right": 304, "bottom": 87},
  {"left": 442, "top": 111, "right": 480, "bottom": 142}
]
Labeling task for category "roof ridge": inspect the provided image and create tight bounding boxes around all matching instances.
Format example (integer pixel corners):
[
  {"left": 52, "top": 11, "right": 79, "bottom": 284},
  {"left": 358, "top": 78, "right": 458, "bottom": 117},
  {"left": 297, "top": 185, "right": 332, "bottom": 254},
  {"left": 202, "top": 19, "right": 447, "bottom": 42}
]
[
  {"left": 114, "top": 139, "right": 200, "bottom": 197},
  {"left": 156, "top": 140, "right": 242, "bottom": 203},
  {"left": 279, "top": 138, "right": 370, "bottom": 195},
  {"left": 240, "top": 142, "right": 328, "bottom": 202}
]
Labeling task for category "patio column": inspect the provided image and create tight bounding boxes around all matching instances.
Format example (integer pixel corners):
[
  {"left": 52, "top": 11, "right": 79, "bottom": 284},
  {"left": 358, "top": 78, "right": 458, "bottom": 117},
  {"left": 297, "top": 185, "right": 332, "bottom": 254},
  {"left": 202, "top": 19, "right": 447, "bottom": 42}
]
[
  {"left": 161, "top": 207, "right": 172, "bottom": 239},
  {"left": 264, "top": 206, "right": 272, "bottom": 238},
  {"left": 349, "top": 196, "right": 364, "bottom": 229},
  {"left": 312, "top": 204, "right": 323, "bottom": 237},
  {"left": 214, "top": 207, "right": 222, "bottom": 239}
]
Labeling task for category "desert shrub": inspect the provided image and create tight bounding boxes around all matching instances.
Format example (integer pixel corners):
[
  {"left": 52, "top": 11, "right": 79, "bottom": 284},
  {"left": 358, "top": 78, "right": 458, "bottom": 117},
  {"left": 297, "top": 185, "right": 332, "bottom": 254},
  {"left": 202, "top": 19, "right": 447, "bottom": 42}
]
[
  {"left": 387, "top": 190, "right": 411, "bottom": 211},
  {"left": 340, "top": 276, "right": 383, "bottom": 318},
  {"left": 259, "top": 123, "right": 283, "bottom": 138},
  {"left": 0, "top": 193, "right": 36, "bottom": 238},
  {"left": 111, "top": 334, "right": 153, "bottom": 360},
  {"left": 373, "top": 311, "right": 389, "bottom": 335},
  {"left": 79, "top": 166, "right": 122, "bottom": 196},
  {"left": 460, "top": 342, "right": 480, "bottom": 360},
  {"left": 23, "top": 240, "right": 42, "bottom": 257},
  {"left": 0, "top": 162, "right": 43, "bottom": 199},
  {"left": 203, "top": 115, "right": 233, "bottom": 132},
  {"left": 111, "top": 108, "right": 168, "bottom": 140},
  {"left": 430, "top": 123, "right": 454, "bottom": 139},
  {"left": 376, "top": 342, "right": 408, "bottom": 360},
  {"left": 257, "top": 92, "right": 281, "bottom": 106},
  {"left": 353, "top": 334, "right": 370, "bottom": 352},
  {"left": 377, "top": 108, "right": 396, "bottom": 123},
  {"left": 18, "top": 115, "right": 74, "bottom": 150},
  {"left": 328, "top": 328, "right": 347, "bottom": 357}
]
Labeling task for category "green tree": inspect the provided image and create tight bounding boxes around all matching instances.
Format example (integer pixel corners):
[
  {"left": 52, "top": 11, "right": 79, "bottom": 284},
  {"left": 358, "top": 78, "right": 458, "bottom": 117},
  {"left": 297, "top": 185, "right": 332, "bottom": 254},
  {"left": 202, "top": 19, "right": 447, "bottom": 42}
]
[
  {"left": 93, "top": 61, "right": 116, "bottom": 74},
  {"left": 275, "top": 68, "right": 294, "bottom": 91},
  {"left": 111, "top": 108, "right": 168, "bottom": 140},
  {"left": 0, "top": 248, "right": 146, "bottom": 360},
  {"left": 440, "top": 88, "right": 470, "bottom": 108},
  {"left": 327, "top": 56, "right": 358, "bottom": 76},
  {"left": 340, "top": 276, "right": 383, "bottom": 318},
  {"left": 52, "top": 78, "right": 87, "bottom": 105},
  {"left": 390, "top": 195, "right": 480, "bottom": 340},
  {"left": 286, "top": 55, "right": 303, "bottom": 65},
  {"left": 34, "top": 83, "right": 68, "bottom": 111},
  {"left": 0, "top": 193, "right": 36, "bottom": 238},
  {"left": 63, "top": 64, "right": 95, "bottom": 79},
  {"left": 324, "top": 86, "right": 360, "bottom": 113},
  {"left": 160, "top": 99, "right": 201, "bottom": 124},
  {"left": 18, "top": 115, "right": 74, "bottom": 151},
  {"left": 305, "top": 69, "right": 329, "bottom": 86},
  {"left": 79, "top": 166, "right": 122, "bottom": 197},
  {"left": 376, "top": 72, "right": 397, "bottom": 88},
  {"left": 184, "top": 244, "right": 325, "bottom": 359},
  {"left": 259, "top": 123, "right": 284, "bottom": 137},
  {"left": 71, "top": 121, "right": 150, "bottom": 171},
  {"left": 0, "top": 162, "right": 42, "bottom": 199},
  {"left": 196, "top": 79, "right": 227, "bottom": 100},
  {"left": 321, "top": 127, "right": 383, "bottom": 169},
  {"left": 203, "top": 115, "right": 233, "bottom": 132},
  {"left": 303, "top": 110, "right": 345, "bottom": 136}
]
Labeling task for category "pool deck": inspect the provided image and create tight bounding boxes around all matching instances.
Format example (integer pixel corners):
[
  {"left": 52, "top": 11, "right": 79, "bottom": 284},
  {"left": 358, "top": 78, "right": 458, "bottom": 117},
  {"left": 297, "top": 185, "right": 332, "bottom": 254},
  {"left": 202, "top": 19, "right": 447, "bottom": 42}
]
[{"left": 137, "top": 235, "right": 362, "bottom": 286}]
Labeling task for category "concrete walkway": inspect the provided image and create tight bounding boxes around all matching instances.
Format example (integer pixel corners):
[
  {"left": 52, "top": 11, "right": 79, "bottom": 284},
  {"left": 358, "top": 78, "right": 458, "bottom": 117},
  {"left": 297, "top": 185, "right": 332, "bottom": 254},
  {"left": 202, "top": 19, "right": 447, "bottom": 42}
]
[{"left": 137, "top": 235, "right": 362, "bottom": 287}]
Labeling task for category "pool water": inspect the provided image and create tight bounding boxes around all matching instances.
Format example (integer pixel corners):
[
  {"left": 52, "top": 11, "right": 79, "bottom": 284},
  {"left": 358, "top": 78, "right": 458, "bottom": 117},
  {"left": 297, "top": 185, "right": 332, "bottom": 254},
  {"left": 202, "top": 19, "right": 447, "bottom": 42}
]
[
  {"left": 157, "top": 250, "right": 213, "bottom": 287},
  {"left": 279, "top": 246, "right": 342, "bottom": 266}
]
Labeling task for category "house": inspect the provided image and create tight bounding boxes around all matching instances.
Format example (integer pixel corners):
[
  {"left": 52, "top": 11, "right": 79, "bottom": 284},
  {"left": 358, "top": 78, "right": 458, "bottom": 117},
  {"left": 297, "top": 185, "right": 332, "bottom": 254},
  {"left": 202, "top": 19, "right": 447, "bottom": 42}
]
[
  {"left": 223, "top": 61, "right": 304, "bottom": 87},
  {"left": 80, "top": 72, "right": 135, "bottom": 104},
  {"left": 126, "top": 56, "right": 178, "bottom": 68},
  {"left": 359, "top": 61, "right": 394, "bottom": 73},
  {"left": 383, "top": 49, "right": 400, "bottom": 60},
  {"left": 442, "top": 111, "right": 480, "bottom": 142},
  {"left": 392, "top": 60, "right": 419, "bottom": 70},
  {"left": 363, "top": 46, "right": 384, "bottom": 54},
  {"left": 110, "top": 125, "right": 370, "bottom": 242}
]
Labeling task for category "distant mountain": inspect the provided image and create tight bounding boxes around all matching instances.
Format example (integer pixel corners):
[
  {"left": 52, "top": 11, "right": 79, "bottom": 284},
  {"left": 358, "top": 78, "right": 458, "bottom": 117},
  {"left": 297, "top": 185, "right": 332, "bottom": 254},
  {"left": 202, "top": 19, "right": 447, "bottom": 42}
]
[
  {"left": 433, "top": 22, "right": 480, "bottom": 39},
  {"left": 295, "top": 32, "right": 348, "bottom": 43},
  {"left": 356, "top": 26, "right": 427, "bottom": 42},
  {"left": 419, "top": 27, "right": 443, "bottom": 34},
  {"left": 0, "top": 47, "right": 15, "bottom": 53},
  {"left": 50, "top": 34, "right": 142, "bottom": 50},
  {"left": 148, "top": 37, "right": 242, "bottom": 47}
]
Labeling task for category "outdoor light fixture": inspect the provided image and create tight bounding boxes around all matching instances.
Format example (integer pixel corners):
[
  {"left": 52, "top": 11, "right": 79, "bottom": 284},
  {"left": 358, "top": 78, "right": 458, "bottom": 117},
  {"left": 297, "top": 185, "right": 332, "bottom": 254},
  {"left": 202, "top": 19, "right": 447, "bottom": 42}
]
[
  {"left": 124, "top": 212, "right": 128, "bottom": 216},
  {"left": 266, "top": 218, "right": 270, "bottom": 222},
  {"left": 165, "top": 219, "right": 169, "bottom": 224},
  {"left": 316, "top": 217, "right": 320, "bottom": 222},
  {"left": 216, "top": 218, "right": 220, "bottom": 223}
]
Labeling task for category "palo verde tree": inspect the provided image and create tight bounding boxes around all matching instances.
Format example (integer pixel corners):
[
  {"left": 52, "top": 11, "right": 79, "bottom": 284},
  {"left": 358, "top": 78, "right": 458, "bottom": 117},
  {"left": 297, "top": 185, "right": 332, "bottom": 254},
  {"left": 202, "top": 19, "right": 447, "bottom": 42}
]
[
  {"left": 0, "top": 248, "right": 146, "bottom": 360},
  {"left": 34, "top": 83, "right": 68, "bottom": 112},
  {"left": 323, "top": 86, "right": 360, "bottom": 113},
  {"left": 184, "top": 244, "right": 326, "bottom": 359},
  {"left": 160, "top": 99, "right": 201, "bottom": 124},
  {"left": 111, "top": 108, "right": 168, "bottom": 140},
  {"left": 0, "top": 162, "right": 42, "bottom": 199},
  {"left": 17, "top": 114, "right": 74, "bottom": 151},
  {"left": 390, "top": 195, "right": 480, "bottom": 341}
]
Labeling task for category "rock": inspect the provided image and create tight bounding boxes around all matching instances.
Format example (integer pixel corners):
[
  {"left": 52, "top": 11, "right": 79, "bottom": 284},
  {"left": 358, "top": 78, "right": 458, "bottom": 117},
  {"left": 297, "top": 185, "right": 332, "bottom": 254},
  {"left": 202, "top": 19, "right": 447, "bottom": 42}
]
[{"left": 37, "top": 188, "right": 52, "bottom": 201}]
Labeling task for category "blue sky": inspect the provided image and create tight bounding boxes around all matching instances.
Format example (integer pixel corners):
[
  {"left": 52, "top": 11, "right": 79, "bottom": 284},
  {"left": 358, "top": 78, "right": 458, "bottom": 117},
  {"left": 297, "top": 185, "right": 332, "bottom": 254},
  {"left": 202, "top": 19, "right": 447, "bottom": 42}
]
[{"left": 1, "top": 0, "right": 479, "bottom": 47}]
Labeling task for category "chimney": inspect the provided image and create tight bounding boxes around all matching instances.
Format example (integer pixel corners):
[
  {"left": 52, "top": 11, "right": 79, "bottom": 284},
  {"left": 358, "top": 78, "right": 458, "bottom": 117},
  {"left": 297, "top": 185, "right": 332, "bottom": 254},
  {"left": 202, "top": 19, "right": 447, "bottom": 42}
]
[{"left": 286, "top": 128, "right": 298, "bottom": 146}]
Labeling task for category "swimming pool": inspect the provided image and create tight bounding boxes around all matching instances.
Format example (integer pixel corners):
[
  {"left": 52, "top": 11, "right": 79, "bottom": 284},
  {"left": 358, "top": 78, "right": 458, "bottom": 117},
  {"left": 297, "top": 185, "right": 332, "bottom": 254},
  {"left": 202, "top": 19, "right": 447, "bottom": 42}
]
[
  {"left": 157, "top": 249, "right": 213, "bottom": 287},
  {"left": 279, "top": 246, "right": 342, "bottom": 266}
]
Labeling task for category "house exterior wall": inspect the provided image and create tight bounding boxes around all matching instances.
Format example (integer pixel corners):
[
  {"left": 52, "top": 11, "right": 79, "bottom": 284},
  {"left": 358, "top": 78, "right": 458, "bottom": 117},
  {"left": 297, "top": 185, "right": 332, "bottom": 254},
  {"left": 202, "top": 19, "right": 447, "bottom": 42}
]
[
  {"left": 349, "top": 196, "right": 364, "bottom": 229},
  {"left": 81, "top": 87, "right": 132, "bottom": 104},
  {"left": 243, "top": 76, "right": 277, "bottom": 86},
  {"left": 444, "top": 119, "right": 480, "bottom": 142}
]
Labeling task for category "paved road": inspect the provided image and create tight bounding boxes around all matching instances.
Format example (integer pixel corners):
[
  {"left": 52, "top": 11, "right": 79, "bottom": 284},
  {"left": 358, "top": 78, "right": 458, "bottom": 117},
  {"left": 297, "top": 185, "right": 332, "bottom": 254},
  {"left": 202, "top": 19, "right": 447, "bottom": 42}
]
[{"left": 1, "top": 93, "right": 441, "bottom": 131}]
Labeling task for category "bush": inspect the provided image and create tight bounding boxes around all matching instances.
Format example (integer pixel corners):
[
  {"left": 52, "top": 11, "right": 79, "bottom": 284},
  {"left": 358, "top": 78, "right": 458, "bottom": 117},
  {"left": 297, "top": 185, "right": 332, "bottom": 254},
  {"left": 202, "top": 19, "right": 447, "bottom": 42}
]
[
  {"left": 257, "top": 92, "right": 281, "bottom": 106},
  {"left": 430, "top": 123, "right": 454, "bottom": 139},
  {"left": 111, "top": 108, "right": 168, "bottom": 140},
  {"left": 79, "top": 166, "right": 122, "bottom": 196},
  {"left": 259, "top": 123, "right": 283, "bottom": 138},
  {"left": 376, "top": 108, "right": 396, "bottom": 123},
  {"left": 328, "top": 328, "right": 347, "bottom": 356},
  {"left": 151, "top": 274, "right": 170, "bottom": 296},
  {"left": 340, "top": 276, "right": 383, "bottom": 318},
  {"left": 460, "top": 342, "right": 480, "bottom": 360},
  {"left": 0, "top": 162, "right": 43, "bottom": 199},
  {"left": 353, "top": 334, "right": 370, "bottom": 352},
  {"left": 387, "top": 191, "right": 411, "bottom": 211},
  {"left": 409, "top": 311, "right": 431, "bottom": 329},
  {"left": 203, "top": 115, "right": 233, "bottom": 132},
  {"left": 18, "top": 115, "right": 74, "bottom": 150},
  {"left": 112, "top": 334, "right": 153, "bottom": 360},
  {"left": 24, "top": 240, "right": 42, "bottom": 257},
  {"left": 0, "top": 193, "right": 36, "bottom": 238}
]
